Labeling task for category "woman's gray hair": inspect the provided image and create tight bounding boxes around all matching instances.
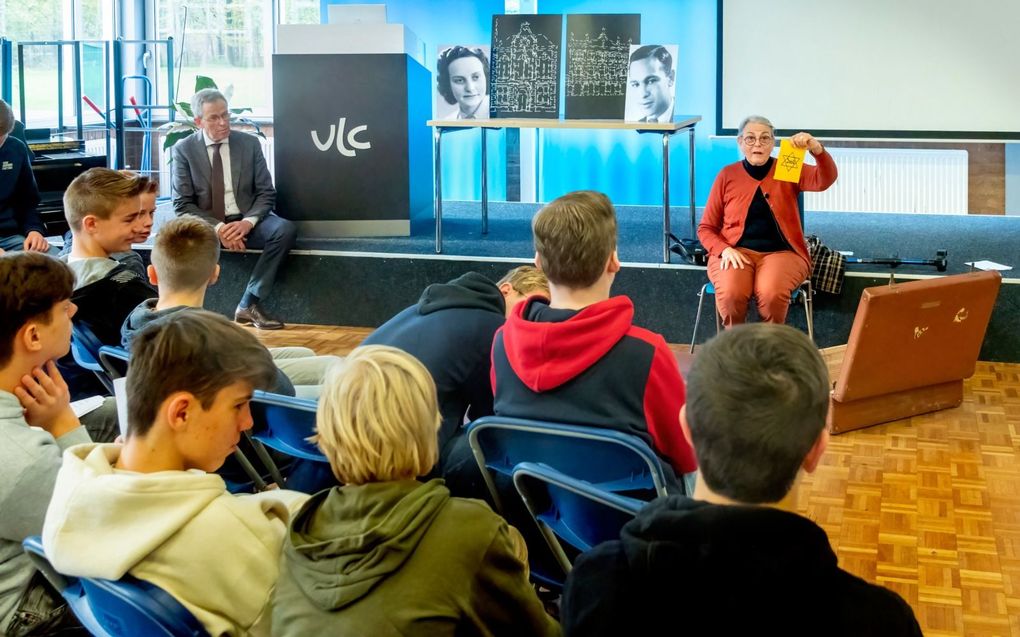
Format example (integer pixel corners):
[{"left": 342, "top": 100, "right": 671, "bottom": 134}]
[
  {"left": 191, "top": 88, "right": 227, "bottom": 119},
  {"left": 739, "top": 115, "right": 774, "bottom": 136}
]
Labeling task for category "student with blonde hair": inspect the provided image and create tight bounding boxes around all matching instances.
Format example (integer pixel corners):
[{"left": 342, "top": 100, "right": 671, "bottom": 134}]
[{"left": 273, "top": 345, "right": 560, "bottom": 637}]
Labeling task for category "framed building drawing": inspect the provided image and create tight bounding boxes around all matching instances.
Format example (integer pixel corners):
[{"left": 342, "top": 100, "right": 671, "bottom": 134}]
[
  {"left": 490, "top": 14, "right": 563, "bottom": 118},
  {"left": 565, "top": 14, "right": 640, "bottom": 119}
]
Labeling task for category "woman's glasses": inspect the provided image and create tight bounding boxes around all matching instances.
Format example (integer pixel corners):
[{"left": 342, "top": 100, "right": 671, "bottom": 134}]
[{"left": 741, "top": 134, "right": 774, "bottom": 146}]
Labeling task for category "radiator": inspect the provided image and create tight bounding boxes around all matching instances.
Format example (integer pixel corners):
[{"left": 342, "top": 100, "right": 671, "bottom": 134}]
[{"left": 803, "top": 147, "right": 969, "bottom": 214}]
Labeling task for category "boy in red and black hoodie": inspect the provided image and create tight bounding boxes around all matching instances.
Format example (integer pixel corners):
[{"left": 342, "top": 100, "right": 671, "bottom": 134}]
[{"left": 491, "top": 190, "right": 696, "bottom": 491}]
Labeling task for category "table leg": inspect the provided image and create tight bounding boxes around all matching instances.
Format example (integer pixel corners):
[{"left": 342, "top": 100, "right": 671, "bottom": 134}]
[
  {"left": 434, "top": 127, "right": 443, "bottom": 253},
  {"left": 481, "top": 127, "right": 488, "bottom": 235},
  {"left": 688, "top": 126, "right": 697, "bottom": 239},
  {"left": 662, "top": 132, "right": 671, "bottom": 264}
]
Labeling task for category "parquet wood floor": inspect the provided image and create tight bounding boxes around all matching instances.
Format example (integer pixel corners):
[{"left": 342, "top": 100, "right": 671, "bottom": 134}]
[{"left": 249, "top": 323, "right": 1020, "bottom": 636}]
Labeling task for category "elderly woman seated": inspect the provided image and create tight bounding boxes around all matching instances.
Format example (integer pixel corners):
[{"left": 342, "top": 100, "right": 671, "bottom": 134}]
[
  {"left": 271, "top": 345, "right": 560, "bottom": 637},
  {"left": 697, "top": 115, "right": 837, "bottom": 327}
]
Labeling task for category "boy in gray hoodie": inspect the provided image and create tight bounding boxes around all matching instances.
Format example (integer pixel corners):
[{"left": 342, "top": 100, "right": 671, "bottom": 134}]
[{"left": 0, "top": 252, "right": 90, "bottom": 635}]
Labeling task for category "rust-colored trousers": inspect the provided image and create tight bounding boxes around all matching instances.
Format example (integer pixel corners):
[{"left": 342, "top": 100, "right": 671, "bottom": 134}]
[{"left": 706, "top": 249, "right": 810, "bottom": 327}]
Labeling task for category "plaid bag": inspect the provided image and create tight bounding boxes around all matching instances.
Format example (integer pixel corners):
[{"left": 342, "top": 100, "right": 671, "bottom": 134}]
[{"left": 806, "top": 235, "right": 846, "bottom": 294}]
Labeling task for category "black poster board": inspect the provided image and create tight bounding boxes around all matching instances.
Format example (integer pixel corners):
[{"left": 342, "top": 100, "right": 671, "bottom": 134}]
[
  {"left": 490, "top": 14, "right": 563, "bottom": 118},
  {"left": 564, "top": 14, "right": 640, "bottom": 119},
  {"left": 272, "top": 53, "right": 430, "bottom": 232}
]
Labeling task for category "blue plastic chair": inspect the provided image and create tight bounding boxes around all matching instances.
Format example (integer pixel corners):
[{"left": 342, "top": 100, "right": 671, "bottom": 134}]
[
  {"left": 465, "top": 416, "right": 675, "bottom": 514},
  {"left": 22, "top": 536, "right": 209, "bottom": 637},
  {"left": 71, "top": 324, "right": 115, "bottom": 394},
  {"left": 247, "top": 390, "right": 327, "bottom": 487},
  {"left": 512, "top": 462, "right": 643, "bottom": 582},
  {"left": 98, "top": 345, "right": 130, "bottom": 380}
]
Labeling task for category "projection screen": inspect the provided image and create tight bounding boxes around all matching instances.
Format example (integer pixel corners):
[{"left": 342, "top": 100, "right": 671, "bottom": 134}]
[{"left": 718, "top": 0, "right": 1020, "bottom": 139}]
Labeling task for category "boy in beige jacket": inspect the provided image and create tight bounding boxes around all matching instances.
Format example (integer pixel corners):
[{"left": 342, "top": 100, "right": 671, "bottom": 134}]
[{"left": 43, "top": 310, "right": 307, "bottom": 636}]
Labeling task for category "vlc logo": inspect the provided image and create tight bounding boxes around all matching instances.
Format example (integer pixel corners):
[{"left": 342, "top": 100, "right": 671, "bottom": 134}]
[{"left": 311, "top": 117, "right": 371, "bottom": 157}]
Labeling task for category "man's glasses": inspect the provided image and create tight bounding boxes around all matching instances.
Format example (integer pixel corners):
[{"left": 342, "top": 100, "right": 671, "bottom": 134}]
[{"left": 741, "top": 134, "right": 774, "bottom": 146}]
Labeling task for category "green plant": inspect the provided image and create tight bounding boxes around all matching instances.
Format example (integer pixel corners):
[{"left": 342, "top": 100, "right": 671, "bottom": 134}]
[{"left": 159, "top": 75, "right": 264, "bottom": 152}]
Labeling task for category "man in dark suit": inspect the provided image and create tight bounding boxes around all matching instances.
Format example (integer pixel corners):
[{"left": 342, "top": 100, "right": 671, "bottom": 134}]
[{"left": 172, "top": 88, "right": 295, "bottom": 329}]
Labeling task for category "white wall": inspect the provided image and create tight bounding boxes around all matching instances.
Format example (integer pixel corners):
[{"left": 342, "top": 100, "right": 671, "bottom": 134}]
[{"left": 720, "top": 0, "right": 1020, "bottom": 136}]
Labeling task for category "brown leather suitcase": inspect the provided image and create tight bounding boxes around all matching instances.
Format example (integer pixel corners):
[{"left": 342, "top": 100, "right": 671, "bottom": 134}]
[{"left": 829, "top": 271, "right": 1001, "bottom": 434}]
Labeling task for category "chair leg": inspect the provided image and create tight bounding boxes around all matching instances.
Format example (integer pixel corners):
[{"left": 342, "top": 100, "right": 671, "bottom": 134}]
[
  {"left": 231, "top": 448, "right": 267, "bottom": 492},
  {"left": 803, "top": 280, "right": 815, "bottom": 342},
  {"left": 245, "top": 432, "right": 288, "bottom": 487},
  {"left": 690, "top": 284, "right": 708, "bottom": 353}
]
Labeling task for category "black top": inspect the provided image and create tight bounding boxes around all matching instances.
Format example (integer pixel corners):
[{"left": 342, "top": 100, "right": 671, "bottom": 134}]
[
  {"left": 562, "top": 496, "right": 923, "bottom": 637},
  {"left": 0, "top": 137, "right": 44, "bottom": 238},
  {"left": 736, "top": 157, "right": 792, "bottom": 254},
  {"left": 362, "top": 272, "right": 507, "bottom": 455},
  {"left": 58, "top": 262, "right": 156, "bottom": 400}
]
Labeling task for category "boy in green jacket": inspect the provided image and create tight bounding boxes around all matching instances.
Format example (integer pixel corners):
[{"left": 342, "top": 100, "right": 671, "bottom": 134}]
[{"left": 273, "top": 345, "right": 560, "bottom": 637}]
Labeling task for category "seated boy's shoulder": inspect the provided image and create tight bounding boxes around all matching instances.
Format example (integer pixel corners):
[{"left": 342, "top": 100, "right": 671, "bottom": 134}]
[
  {"left": 217, "top": 489, "right": 310, "bottom": 528},
  {"left": 66, "top": 257, "right": 118, "bottom": 288},
  {"left": 0, "top": 415, "right": 64, "bottom": 476},
  {"left": 431, "top": 496, "right": 507, "bottom": 543},
  {"left": 625, "top": 324, "right": 670, "bottom": 350},
  {"left": 833, "top": 568, "right": 921, "bottom": 633},
  {"left": 106, "top": 260, "right": 149, "bottom": 285}
]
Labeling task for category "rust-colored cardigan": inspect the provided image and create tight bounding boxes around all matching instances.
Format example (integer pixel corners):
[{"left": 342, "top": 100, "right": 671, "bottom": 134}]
[{"left": 698, "top": 150, "right": 838, "bottom": 267}]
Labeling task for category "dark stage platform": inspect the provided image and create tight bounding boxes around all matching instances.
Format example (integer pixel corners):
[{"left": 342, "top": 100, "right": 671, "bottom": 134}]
[{"left": 147, "top": 201, "right": 1019, "bottom": 362}]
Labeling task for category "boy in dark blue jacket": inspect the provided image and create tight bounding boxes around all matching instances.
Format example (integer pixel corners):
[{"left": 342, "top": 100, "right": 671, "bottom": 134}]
[
  {"left": 362, "top": 266, "right": 548, "bottom": 460},
  {"left": 0, "top": 99, "right": 52, "bottom": 255}
]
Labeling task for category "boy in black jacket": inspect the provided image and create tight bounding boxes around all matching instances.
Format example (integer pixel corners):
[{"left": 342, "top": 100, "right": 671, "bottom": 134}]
[
  {"left": 561, "top": 324, "right": 922, "bottom": 637},
  {"left": 362, "top": 265, "right": 548, "bottom": 458},
  {"left": 58, "top": 168, "right": 155, "bottom": 400}
]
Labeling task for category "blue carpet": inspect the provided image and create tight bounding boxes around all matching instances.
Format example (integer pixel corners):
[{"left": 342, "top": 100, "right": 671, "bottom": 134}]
[
  {"left": 292, "top": 201, "right": 1019, "bottom": 276},
  {"left": 151, "top": 200, "right": 1018, "bottom": 276}
]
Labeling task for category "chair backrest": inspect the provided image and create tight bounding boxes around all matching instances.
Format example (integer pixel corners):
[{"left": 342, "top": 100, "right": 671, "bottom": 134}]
[
  {"left": 71, "top": 323, "right": 115, "bottom": 394},
  {"left": 466, "top": 416, "right": 670, "bottom": 512},
  {"left": 97, "top": 345, "right": 130, "bottom": 380},
  {"left": 12, "top": 119, "right": 29, "bottom": 144},
  {"left": 22, "top": 536, "right": 209, "bottom": 637},
  {"left": 249, "top": 390, "right": 327, "bottom": 463},
  {"left": 512, "top": 462, "right": 643, "bottom": 580}
]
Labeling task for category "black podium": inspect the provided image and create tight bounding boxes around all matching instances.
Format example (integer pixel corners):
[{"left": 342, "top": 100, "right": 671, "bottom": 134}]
[{"left": 273, "top": 25, "right": 430, "bottom": 237}]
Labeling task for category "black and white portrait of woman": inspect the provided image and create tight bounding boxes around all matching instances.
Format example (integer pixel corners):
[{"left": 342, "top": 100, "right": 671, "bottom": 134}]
[{"left": 435, "top": 45, "right": 491, "bottom": 120}]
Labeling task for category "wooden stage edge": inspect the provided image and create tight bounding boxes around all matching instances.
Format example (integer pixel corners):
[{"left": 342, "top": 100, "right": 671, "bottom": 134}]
[{"left": 252, "top": 324, "right": 1020, "bottom": 637}]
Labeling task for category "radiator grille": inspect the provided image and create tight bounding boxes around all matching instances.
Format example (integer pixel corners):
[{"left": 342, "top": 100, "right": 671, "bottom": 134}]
[{"left": 804, "top": 147, "right": 968, "bottom": 214}]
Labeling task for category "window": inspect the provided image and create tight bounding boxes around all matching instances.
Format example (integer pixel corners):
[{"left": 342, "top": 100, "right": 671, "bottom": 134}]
[
  {"left": 1, "top": 0, "right": 114, "bottom": 127},
  {"left": 155, "top": 0, "right": 275, "bottom": 116},
  {"left": 3, "top": 0, "right": 323, "bottom": 125},
  {"left": 154, "top": 0, "right": 322, "bottom": 117},
  {"left": 278, "top": 0, "right": 319, "bottom": 25}
]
